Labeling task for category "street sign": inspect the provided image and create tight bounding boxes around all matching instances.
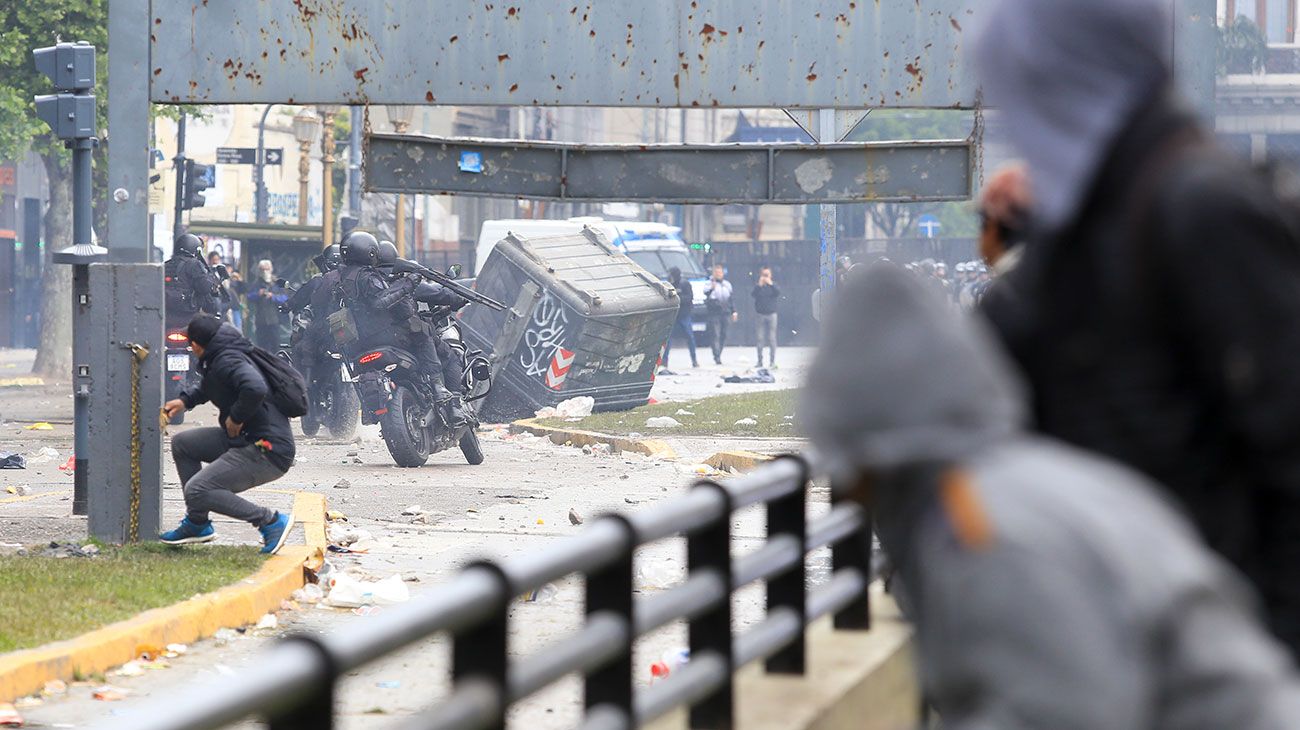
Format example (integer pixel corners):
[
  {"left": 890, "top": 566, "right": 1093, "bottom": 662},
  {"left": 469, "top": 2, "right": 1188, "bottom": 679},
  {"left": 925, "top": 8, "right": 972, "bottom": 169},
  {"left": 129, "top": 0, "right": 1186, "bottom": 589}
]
[
  {"left": 918, "top": 214, "right": 942, "bottom": 238},
  {"left": 263, "top": 148, "right": 283, "bottom": 166},
  {"left": 216, "top": 146, "right": 257, "bottom": 165}
]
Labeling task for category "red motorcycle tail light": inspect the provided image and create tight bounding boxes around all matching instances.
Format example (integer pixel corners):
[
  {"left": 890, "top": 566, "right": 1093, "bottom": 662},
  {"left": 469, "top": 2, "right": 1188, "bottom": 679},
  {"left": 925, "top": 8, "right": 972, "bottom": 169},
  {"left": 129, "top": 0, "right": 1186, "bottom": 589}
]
[{"left": 359, "top": 352, "right": 383, "bottom": 364}]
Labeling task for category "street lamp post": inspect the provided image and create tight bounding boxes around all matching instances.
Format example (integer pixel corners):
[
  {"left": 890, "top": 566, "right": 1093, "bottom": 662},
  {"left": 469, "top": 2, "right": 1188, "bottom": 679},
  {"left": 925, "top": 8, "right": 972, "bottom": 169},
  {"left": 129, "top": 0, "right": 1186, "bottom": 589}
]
[
  {"left": 292, "top": 109, "right": 320, "bottom": 226},
  {"left": 387, "top": 105, "right": 416, "bottom": 257},
  {"left": 318, "top": 104, "right": 340, "bottom": 247}
]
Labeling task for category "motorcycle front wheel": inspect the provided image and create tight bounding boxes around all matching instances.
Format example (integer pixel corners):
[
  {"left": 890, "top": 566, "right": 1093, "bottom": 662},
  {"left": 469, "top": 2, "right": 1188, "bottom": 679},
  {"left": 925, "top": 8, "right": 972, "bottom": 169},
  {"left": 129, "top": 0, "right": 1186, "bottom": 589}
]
[
  {"left": 380, "top": 386, "right": 430, "bottom": 467},
  {"left": 459, "top": 428, "right": 484, "bottom": 465}
]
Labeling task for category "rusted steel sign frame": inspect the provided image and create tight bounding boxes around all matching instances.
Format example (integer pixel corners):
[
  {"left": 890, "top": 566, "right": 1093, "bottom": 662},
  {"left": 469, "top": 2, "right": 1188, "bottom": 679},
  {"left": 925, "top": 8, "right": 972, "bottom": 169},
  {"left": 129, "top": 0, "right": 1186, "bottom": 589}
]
[
  {"left": 149, "top": 0, "right": 979, "bottom": 109},
  {"left": 365, "top": 134, "right": 973, "bottom": 204}
]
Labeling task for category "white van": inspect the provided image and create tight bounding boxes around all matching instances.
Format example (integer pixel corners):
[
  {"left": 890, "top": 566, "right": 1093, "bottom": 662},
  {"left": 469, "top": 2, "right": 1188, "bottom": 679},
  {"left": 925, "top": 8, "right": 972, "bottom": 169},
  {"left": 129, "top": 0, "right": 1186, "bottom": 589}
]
[{"left": 475, "top": 217, "right": 711, "bottom": 331}]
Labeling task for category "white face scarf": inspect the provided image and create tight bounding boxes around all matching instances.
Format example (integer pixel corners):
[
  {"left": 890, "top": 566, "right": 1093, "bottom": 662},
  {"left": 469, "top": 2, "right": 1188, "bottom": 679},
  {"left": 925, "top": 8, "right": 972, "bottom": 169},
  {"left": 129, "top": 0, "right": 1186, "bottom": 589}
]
[{"left": 971, "top": 0, "right": 1172, "bottom": 233}]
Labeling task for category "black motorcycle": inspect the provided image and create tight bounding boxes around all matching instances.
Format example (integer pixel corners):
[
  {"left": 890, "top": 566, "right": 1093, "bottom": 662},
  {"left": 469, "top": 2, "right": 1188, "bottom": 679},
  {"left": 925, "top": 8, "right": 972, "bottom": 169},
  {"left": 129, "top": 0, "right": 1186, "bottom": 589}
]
[
  {"left": 279, "top": 288, "right": 361, "bottom": 441},
  {"left": 163, "top": 321, "right": 197, "bottom": 424},
  {"left": 349, "top": 306, "right": 493, "bottom": 467}
]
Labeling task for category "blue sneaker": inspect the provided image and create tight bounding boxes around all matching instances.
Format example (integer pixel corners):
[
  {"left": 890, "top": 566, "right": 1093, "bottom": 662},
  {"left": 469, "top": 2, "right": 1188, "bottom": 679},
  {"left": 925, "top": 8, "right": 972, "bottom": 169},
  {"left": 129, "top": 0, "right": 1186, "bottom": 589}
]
[
  {"left": 160, "top": 518, "right": 215, "bottom": 545},
  {"left": 259, "top": 511, "right": 295, "bottom": 555}
]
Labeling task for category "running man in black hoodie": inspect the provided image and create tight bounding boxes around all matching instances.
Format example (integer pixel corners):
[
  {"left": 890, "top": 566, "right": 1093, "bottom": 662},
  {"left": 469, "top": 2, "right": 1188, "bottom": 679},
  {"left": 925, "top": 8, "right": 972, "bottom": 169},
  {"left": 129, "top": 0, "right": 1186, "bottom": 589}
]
[{"left": 160, "top": 314, "right": 295, "bottom": 553}]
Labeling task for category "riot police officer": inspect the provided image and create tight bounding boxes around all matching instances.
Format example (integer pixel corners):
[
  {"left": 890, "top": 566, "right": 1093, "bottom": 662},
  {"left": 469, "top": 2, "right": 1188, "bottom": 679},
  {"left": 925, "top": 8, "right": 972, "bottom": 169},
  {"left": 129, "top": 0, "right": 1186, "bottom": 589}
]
[
  {"left": 165, "top": 233, "right": 221, "bottom": 329},
  {"left": 337, "top": 231, "right": 471, "bottom": 427},
  {"left": 283, "top": 244, "right": 341, "bottom": 386}
]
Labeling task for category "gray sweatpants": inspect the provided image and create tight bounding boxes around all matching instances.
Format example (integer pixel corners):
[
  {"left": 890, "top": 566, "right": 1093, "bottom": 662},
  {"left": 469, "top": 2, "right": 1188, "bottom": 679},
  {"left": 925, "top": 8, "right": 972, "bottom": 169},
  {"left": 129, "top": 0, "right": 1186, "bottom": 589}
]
[
  {"left": 755, "top": 312, "right": 778, "bottom": 365},
  {"left": 173, "top": 427, "right": 285, "bottom": 527}
]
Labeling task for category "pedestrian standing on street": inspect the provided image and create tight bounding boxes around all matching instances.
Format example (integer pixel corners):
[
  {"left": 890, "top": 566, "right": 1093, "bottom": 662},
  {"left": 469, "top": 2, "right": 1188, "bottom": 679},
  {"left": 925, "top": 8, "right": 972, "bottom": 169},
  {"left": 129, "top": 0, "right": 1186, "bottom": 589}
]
[
  {"left": 751, "top": 266, "right": 781, "bottom": 368},
  {"left": 661, "top": 266, "right": 699, "bottom": 372},
  {"left": 160, "top": 314, "right": 295, "bottom": 553},
  {"left": 704, "top": 264, "right": 736, "bottom": 365},
  {"left": 976, "top": 0, "right": 1300, "bottom": 658},
  {"left": 803, "top": 266, "right": 1300, "bottom": 729},
  {"left": 248, "top": 259, "right": 288, "bottom": 352}
]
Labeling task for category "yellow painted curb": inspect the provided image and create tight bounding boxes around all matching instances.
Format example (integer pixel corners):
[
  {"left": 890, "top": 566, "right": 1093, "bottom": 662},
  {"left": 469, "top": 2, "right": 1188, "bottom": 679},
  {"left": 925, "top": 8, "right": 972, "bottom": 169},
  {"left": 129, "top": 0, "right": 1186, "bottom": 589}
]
[
  {"left": 510, "top": 418, "right": 678, "bottom": 460},
  {"left": 704, "top": 450, "right": 773, "bottom": 473},
  {"left": 0, "top": 491, "right": 328, "bottom": 702}
]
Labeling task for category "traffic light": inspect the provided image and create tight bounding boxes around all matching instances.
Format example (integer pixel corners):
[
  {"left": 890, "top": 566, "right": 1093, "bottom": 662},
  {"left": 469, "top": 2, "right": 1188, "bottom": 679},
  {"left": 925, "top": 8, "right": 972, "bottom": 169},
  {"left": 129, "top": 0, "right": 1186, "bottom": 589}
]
[
  {"left": 33, "top": 42, "right": 96, "bottom": 141},
  {"left": 183, "top": 160, "right": 214, "bottom": 210}
]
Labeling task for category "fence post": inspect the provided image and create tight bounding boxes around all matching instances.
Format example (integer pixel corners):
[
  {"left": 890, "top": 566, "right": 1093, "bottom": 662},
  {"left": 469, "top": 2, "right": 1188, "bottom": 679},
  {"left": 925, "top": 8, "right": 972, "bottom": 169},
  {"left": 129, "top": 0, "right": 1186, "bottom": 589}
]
[
  {"left": 265, "top": 635, "right": 337, "bottom": 730},
  {"left": 585, "top": 515, "right": 637, "bottom": 722},
  {"left": 831, "top": 478, "right": 872, "bottom": 631},
  {"left": 765, "top": 455, "right": 810, "bottom": 673},
  {"left": 687, "top": 481, "right": 733, "bottom": 730},
  {"left": 453, "top": 562, "right": 512, "bottom": 730}
]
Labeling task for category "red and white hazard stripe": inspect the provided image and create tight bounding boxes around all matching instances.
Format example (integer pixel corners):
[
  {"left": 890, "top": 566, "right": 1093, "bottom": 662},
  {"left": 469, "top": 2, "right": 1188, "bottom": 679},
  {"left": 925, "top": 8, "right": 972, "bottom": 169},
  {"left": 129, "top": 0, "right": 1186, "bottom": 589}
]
[{"left": 545, "top": 348, "right": 576, "bottom": 390}]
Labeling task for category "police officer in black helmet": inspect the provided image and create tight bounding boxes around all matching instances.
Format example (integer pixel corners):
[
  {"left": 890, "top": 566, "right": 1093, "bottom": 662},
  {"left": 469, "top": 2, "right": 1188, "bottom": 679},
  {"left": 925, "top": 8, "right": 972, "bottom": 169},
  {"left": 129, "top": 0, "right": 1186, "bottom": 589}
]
[
  {"left": 165, "top": 233, "right": 221, "bottom": 329},
  {"left": 282, "top": 244, "right": 341, "bottom": 386},
  {"left": 336, "top": 231, "right": 471, "bottom": 427}
]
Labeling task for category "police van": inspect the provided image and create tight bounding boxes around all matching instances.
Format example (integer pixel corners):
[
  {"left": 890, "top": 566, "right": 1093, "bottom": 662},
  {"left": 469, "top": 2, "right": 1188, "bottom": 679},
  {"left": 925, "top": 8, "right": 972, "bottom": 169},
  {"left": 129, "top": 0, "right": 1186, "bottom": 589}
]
[{"left": 475, "top": 217, "right": 710, "bottom": 332}]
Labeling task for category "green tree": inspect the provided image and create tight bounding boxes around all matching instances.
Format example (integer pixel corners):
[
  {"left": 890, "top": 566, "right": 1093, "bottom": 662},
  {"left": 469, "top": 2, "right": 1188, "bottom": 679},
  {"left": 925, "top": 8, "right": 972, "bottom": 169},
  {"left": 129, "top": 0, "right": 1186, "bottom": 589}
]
[
  {"left": 0, "top": 0, "right": 107, "bottom": 377},
  {"left": 845, "top": 109, "right": 978, "bottom": 239}
]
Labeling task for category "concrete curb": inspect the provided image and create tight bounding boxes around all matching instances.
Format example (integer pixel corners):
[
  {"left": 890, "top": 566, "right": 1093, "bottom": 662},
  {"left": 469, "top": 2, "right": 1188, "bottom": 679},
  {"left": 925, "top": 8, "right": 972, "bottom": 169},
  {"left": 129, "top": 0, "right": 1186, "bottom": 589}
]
[
  {"left": 0, "top": 491, "right": 327, "bottom": 702},
  {"left": 510, "top": 418, "right": 679, "bottom": 460},
  {"left": 703, "top": 450, "right": 773, "bottom": 473}
]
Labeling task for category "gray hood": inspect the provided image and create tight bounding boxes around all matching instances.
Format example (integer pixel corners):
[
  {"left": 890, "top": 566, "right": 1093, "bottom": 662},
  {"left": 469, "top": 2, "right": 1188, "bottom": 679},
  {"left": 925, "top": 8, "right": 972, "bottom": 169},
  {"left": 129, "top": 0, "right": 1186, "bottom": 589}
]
[
  {"left": 800, "top": 266, "right": 1026, "bottom": 477},
  {"left": 972, "top": 0, "right": 1171, "bottom": 233}
]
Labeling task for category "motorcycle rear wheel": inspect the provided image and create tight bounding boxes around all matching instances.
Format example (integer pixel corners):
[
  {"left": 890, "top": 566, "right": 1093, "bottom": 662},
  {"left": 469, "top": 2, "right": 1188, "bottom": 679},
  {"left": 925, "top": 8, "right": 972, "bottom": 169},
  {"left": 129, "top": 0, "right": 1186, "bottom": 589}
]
[
  {"left": 380, "top": 386, "right": 430, "bottom": 467},
  {"left": 326, "top": 382, "right": 360, "bottom": 440}
]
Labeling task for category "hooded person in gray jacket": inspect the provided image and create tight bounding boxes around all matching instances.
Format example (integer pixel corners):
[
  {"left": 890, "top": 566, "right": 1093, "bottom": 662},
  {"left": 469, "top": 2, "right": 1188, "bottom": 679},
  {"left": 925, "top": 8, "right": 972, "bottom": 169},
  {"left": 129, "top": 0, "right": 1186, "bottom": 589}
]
[{"left": 800, "top": 265, "right": 1300, "bottom": 729}]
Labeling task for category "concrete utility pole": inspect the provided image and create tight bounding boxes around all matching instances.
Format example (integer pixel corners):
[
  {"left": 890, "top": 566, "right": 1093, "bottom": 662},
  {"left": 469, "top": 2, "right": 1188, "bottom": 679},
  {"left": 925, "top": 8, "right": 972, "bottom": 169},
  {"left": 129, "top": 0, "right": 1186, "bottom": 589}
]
[
  {"left": 319, "top": 106, "right": 339, "bottom": 248},
  {"left": 817, "top": 109, "right": 836, "bottom": 296},
  {"left": 254, "top": 104, "right": 275, "bottom": 223}
]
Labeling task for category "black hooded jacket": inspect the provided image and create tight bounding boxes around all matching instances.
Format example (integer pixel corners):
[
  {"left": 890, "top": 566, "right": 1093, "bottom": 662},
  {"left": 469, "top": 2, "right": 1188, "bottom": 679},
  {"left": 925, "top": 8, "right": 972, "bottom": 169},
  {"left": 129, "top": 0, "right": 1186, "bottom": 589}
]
[
  {"left": 179, "top": 324, "right": 296, "bottom": 470},
  {"left": 981, "top": 91, "right": 1300, "bottom": 651}
]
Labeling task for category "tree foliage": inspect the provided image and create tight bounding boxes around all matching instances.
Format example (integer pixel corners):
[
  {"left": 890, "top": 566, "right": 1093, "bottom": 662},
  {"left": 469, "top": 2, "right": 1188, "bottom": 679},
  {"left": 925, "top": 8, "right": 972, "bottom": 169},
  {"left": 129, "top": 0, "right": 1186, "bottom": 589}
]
[{"left": 1218, "top": 15, "right": 1268, "bottom": 76}]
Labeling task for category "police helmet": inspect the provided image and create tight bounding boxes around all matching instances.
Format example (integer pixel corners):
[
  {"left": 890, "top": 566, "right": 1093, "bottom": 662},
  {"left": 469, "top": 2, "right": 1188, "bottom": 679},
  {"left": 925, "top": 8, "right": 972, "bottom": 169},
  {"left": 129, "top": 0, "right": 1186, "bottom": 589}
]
[
  {"left": 340, "top": 230, "right": 379, "bottom": 266},
  {"left": 174, "top": 233, "right": 204, "bottom": 258},
  {"left": 321, "top": 245, "right": 341, "bottom": 272},
  {"left": 377, "top": 240, "right": 398, "bottom": 268}
]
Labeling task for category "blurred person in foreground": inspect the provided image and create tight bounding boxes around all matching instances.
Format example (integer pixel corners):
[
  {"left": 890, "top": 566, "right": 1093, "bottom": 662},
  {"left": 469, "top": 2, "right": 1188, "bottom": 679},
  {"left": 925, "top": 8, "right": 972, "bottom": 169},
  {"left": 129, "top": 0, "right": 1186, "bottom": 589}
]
[
  {"left": 802, "top": 266, "right": 1300, "bottom": 729},
  {"left": 975, "top": 0, "right": 1300, "bottom": 656},
  {"left": 977, "top": 162, "right": 1031, "bottom": 274}
]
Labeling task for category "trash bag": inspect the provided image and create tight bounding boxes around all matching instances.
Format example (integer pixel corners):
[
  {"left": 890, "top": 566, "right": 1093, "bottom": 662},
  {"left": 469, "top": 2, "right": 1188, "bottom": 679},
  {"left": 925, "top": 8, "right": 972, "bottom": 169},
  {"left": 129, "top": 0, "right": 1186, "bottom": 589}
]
[{"left": 0, "top": 453, "right": 26, "bottom": 469}]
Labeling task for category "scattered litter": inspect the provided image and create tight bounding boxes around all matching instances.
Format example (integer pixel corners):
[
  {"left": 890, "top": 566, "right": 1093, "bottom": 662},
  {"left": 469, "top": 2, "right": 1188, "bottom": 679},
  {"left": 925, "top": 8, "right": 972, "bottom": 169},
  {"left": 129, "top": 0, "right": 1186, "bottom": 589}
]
[
  {"left": 619, "top": 474, "right": 630, "bottom": 480},
  {"left": 22, "top": 422, "right": 53, "bottom": 431},
  {"left": 92, "top": 686, "right": 130, "bottom": 702},
  {"left": 723, "top": 369, "right": 775, "bottom": 384},
  {"left": 38, "top": 542, "right": 99, "bottom": 559},
  {"left": 535, "top": 397, "right": 594, "bottom": 419},
  {"left": 3, "top": 486, "right": 29, "bottom": 495},
  {"left": 345, "top": 450, "right": 358, "bottom": 457},
  {"left": 623, "top": 497, "right": 641, "bottom": 505},
  {"left": 636, "top": 563, "right": 679, "bottom": 590},
  {"left": 0, "top": 453, "right": 25, "bottom": 470},
  {"left": 58, "top": 456, "right": 76, "bottom": 473},
  {"left": 375, "top": 680, "right": 402, "bottom": 689},
  {"left": 352, "top": 605, "right": 383, "bottom": 616},
  {"left": 333, "top": 478, "right": 351, "bottom": 489},
  {"left": 213, "top": 628, "right": 241, "bottom": 645},
  {"left": 675, "top": 409, "right": 694, "bottom": 417},
  {"left": 254, "top": 613, "right": 279, "bottom": 631},
  {"left": 400, "top": 505, "right": 424, "bottom": 516},
  {"left": 41, "top": 681, "right": 66, "bottom": 697},
  {"left": 0, "top": 702, "right": 21, "bottom": 727},
  {"left": 13, "top": 696, "right": 41, "bottom": 709},
  {"left": 326, "top": 509, "right": 348, "bottom": 522},
  {"left": 649, "top": 647, "right": 691, "bottom": 682},
  {"left": 734, "top": 418, "right": 758, "bottom": 427},
  {"left": 165, "top": 643, "right": 188, "bottom": 657},
  {"left": 323, "top": 573, "right": 410, "bottom": 608},
  {"left": 645, "top": 417, "right": 681, "bottom": 429},
  {"left": 523, "top": 584, "right": 558, "bottom": 602},
  {"left": 112, "top": 662, "right": 145, "bottom": 678},
  {"left": 292, "top": 584, "right": 325, "bottom": 604},
  {"left": 536, "top": 518, "right": 545, "bottom": 525},
  {"left": 568, "top": 508, "right": 584, "bottom": 525},
  {"left": 327, "top": 524, "right": 373, "bottom": 548}
]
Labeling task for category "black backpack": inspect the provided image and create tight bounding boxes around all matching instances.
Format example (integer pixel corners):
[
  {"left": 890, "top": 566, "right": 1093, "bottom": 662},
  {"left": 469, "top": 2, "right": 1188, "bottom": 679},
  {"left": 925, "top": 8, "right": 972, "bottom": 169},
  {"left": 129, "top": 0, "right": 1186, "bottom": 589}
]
[{"left": 246, "top": 346, "right": 309, "bottom": 418}]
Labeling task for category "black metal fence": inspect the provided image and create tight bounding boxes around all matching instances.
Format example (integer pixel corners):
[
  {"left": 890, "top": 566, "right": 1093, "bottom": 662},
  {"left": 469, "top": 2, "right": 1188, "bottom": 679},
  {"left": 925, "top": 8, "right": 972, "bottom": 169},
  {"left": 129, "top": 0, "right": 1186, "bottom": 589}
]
[{"left": 100, "top": 455, "right": 874, "bottom": 730}]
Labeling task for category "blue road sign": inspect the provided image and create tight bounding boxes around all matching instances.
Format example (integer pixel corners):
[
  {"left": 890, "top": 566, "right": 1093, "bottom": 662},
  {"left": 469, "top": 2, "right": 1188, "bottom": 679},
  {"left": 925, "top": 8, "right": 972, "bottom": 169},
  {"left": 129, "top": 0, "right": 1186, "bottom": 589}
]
[
  {"left": 917, "top": 213, "right": 942, "bottom": 238},
  {"left": 459, "top": 151, "right": 483, "bottom": 174}
]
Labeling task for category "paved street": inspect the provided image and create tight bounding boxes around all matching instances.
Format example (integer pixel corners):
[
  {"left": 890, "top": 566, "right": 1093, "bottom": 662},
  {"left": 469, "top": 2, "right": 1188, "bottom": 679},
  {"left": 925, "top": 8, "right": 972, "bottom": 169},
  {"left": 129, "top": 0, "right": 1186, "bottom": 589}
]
[{"left": 0, "top": 346, "right": 815, "bottom": 729}]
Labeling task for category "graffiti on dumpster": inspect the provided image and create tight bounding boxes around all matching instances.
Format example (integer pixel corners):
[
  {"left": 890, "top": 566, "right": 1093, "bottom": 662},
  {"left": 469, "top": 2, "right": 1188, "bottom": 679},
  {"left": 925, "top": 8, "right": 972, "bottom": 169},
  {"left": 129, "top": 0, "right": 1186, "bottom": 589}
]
[{"left": 520, "top": 291, "right": 569, "bottom": 379}]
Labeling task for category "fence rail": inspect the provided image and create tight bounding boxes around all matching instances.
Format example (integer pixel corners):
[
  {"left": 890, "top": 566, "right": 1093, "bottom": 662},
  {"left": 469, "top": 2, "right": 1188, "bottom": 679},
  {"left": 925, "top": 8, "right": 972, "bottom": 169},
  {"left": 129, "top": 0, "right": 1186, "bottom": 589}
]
[{"left": 99, "top": 454, "right": 874, "bottom": 730}]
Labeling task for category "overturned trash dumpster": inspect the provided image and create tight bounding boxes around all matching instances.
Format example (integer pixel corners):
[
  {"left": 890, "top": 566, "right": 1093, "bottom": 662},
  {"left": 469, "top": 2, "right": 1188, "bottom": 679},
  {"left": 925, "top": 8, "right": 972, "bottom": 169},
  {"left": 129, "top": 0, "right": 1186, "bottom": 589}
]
[{"left": 460, "top": 228, "right": 678, "bottom": 422}]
